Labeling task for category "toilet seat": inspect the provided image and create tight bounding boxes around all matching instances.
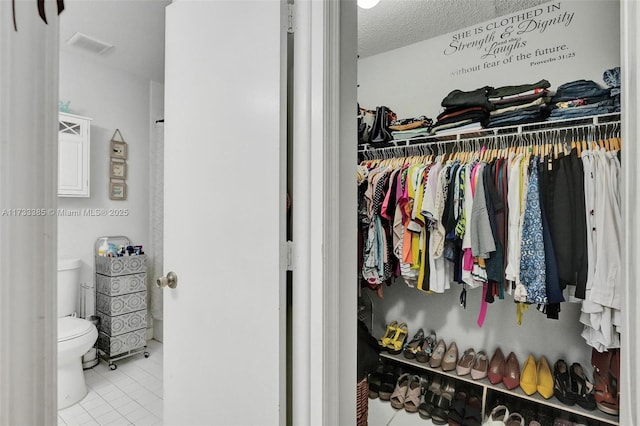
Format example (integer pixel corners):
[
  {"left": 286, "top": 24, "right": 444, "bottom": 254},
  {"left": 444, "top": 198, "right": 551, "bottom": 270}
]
[{"left": 58, "top": 316, "right": 95, "bottom": 342}]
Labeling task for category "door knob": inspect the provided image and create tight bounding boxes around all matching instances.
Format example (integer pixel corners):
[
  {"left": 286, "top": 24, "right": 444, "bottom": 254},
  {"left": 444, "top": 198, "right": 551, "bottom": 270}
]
[{"left": 156, "top": 271, "right": 178, "bottom": 289}]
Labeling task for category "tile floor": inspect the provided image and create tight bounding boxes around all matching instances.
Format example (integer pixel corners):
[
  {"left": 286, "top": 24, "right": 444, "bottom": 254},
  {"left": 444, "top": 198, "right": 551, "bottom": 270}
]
[{"left": 58, "top": 339, "right": 163, "bottom": 426}]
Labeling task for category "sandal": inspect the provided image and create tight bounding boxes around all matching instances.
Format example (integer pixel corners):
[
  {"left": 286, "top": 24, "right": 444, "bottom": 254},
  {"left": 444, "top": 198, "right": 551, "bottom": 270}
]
[
  {"left": 403, "top": 328, "right": 425, "bottom": 359},
  {"left": 553, "top": 359, "right": 576, "bottom": 406},
  {"left": 593, "top": 370, "right": 619, "bottom": 415},
  {"left": 592, "top": 349, "right": 619, "bottom": 415},
  {"left": 378, "top": 321, "right": 398, "bottom": 349},
  {"left": 569, "top": 362, "right": 596, "bottom": 411},
  {"left": 378, "top": 364, "right": 400, "bottom": 401},
  {"left": 416, "top": 330, "right": 437, "bottom": 363},
  {"left": 403, "top": 375, "right": 423, "bottom": 413},
  {"left": 418, "top": 389, "right": 439, "bottom": 420},
  {"left": 446, "top": 390, "right": 467, "bottom": 426},
  {"left": 387, "top": 322, "right": 408, "bottom": 355},
  {"left": 390, "top": 373, "right": 410, "bottom": 409},
  {"left": 428, "top": 374, "right": 443, "bottom": 395},
  {"left": 430, "top": 393, "right": 452, "bottom": 426},
  {"left": 462, "top": 394, "right": 482, "bottom": 426}
]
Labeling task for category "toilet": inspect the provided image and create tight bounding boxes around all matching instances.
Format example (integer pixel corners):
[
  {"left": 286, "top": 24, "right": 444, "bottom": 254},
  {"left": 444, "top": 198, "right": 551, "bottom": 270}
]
[{"left": 58, "top": 258, "right": 98, "bottom": 410}]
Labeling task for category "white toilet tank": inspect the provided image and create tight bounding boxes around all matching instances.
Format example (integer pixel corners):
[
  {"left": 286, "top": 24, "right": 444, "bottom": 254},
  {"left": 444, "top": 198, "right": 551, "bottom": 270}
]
[{"left": 58, "top": 258, "right": 82, "bottom": 318}]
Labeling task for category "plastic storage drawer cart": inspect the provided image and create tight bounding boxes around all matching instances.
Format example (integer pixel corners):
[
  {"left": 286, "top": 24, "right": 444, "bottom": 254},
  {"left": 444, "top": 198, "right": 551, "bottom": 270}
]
[{"left": 95, "top": 254, "right": 149, "bottom": 369}]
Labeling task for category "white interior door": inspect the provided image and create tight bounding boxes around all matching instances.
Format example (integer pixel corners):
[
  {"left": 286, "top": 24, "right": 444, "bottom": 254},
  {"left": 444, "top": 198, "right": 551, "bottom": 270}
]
[{"left": 163, "top": 1, "right": 287, "bottom": 424}]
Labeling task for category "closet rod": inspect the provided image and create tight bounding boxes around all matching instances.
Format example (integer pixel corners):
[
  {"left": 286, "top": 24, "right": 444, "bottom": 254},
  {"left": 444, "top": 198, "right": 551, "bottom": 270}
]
[{"left": 358, "top": 112, "right": 621, "bottom": 153}]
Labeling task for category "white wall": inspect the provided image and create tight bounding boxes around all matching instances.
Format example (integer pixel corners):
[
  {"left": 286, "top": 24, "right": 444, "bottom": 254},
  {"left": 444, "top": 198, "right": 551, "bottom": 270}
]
[
  {"left": 358, "top": 1, "right": 620, "bottom": 119},
  {"left": 358, "top": 0, "right": 620, "bottom": 379},
  {"left": 58, "top": 49, "right": 151, "bottom": 318}
]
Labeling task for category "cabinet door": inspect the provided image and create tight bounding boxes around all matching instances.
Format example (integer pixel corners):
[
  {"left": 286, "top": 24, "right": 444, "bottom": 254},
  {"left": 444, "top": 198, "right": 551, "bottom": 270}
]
[{"left": 58, "top": 114, "right": 90, "bottom": 197}]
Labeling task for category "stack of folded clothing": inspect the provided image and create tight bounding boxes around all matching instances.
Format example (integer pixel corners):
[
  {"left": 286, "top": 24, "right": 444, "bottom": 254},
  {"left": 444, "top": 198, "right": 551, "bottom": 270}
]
[
  {"left": 603, "top": 66, "right": 621, "bottom": 112},
  {"left": 487, "top": 79, "right": 551, "bottom": 127},
  {"left": 431, "top": 86, "right": 493, "bottom": 135},
  {"left": 389, "top": 115, "right": 433, "bottom": 140},
  {"left": 546, "top": 79, "right": 614, "bottom": 121}
]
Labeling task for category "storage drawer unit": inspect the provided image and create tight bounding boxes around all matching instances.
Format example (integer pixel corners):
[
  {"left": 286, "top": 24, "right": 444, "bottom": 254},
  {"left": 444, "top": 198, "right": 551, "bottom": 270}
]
[
  {"left": 98, "top": 329, "right": 147, "bottom": 357},
  {"left": 95, "top": 254, "right": 148, "bottom": 368}
]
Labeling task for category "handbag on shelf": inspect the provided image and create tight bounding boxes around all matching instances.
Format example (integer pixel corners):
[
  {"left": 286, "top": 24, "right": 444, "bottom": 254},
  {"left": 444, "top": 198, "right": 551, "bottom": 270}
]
[
  {"left": 358, "top": 106, "right": 376, "bottom": 145},
  {"left": 369, "top": 106, "right": 395, "bottom": 147}
]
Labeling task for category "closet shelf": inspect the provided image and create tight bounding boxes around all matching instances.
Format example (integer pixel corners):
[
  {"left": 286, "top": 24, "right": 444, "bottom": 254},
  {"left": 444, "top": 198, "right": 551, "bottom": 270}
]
[
  {"left": 380, "top": 352, "right": 619, "bottom": 425},
  {"left": 359, "top": 112, "right": 621, "bottom": 153}
]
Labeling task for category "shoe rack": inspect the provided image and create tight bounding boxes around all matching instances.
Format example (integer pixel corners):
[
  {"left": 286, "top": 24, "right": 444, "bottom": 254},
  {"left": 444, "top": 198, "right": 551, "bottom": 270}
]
[{"left": 380, "top": 352, "right": 619, "bottom": 425}]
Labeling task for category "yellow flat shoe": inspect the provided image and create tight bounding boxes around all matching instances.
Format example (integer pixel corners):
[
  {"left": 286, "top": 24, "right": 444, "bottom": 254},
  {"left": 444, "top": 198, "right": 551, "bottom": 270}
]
[
  {"left": 379, "top": 321, "right": 398, "bottom": 348},
  {"left": 536, "top": 356, "right": 554, "bottom": 399},
  {"left": 520, "top": 354, "right": 537, "bottom": 396}
]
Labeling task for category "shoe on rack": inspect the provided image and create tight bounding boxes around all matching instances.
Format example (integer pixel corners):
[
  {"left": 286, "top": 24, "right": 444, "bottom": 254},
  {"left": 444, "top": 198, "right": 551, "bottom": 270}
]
[
  {"left": 429, "top": 339, "right": 447, "bottom": 369},
  {"left": 430, "top": 379, "right": 454, "bottom": 425},
  {"left": 389, "top": 373, "right": 410, "bottom": 410},
  {"left": 403, "top": 328, "right": 424, "bottom": 359},
  {"left": 470, "top": 350, "right": 488, "bottom": 380},
  {"left": 430, "top": 393, "right": 452, "bottom": 426},
  {"left": 428, "top": 374, "right": 442, "bottom": 395},
  {"left": 503, "top": 352, "right": 521, "bottom": 390},
  {"left": 484, "top": 405, "right": 509, "bottom": 426},
  {"left": 416, "top": 330, "right": 437, "bottom": 363},
  {"left": 441, "top": 341, "right": 459, "bottom": 372},
  {"left": 591, "top": 349, "right": 619, "bottom": 416},
  {"left": 379, "top": 320, "right": 398, "bottom": 349},
  {"left": 387, "top": 322, "right": 408, "bottom": 355},
  {"left": 418, "top": 387, "right": 439, "bottom": 420},
  {"left": 378, "top": 364, "right": 400, "bottom": 401},
  {"left": 537, "top": 356, "right": 554, "bottom": 399},
  {"left": 504, "top": 412, "right": 525, "bottom": 426},
  {"left": 463, "top": 394, "right": 482, "bottom": 426},
  {"left": 488, "top": 347, "right": 506, "bottom": 385},
  {"left": 569, "top": 362, "right": 596, "bottom": 411},
  {"left": 456, "top": 347, "right": 476, "bottom": 376},
  {"left": 520, "top": 354, "right": 537, "bottom": 396},
  {"left": 402, "top": 375, "right": 422, "bottom": 413},
  {"left": 593, "top": 368, "right": 619, "bottom": 415},
  {"left": 446, "top": 390, "right": 467, "bottom": 426},
  {"left": 553, "top": 359, "right": 576, "bottom": 406}
]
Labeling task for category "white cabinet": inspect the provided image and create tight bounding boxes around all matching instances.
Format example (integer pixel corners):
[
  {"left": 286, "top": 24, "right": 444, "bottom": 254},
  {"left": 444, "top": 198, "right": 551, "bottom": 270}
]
[{"left": 58, "top": 112, "right": 91, "bottom": 197}]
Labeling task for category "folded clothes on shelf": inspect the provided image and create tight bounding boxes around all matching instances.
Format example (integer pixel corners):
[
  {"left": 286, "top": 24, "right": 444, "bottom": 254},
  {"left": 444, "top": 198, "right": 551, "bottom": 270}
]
[
  {"left": 487, "top": 106, "right": 547, "bottom": 128},
  {"left": 549, "top": 80, "right": 611, "bottom": 104},
  {"left": 489, "top": 79, "right": 551, "bottom": 100},
  {"left": 441, "top": 86, "right": 494, "bottom": 110},
  {"left": 389, "top": 115, "right": 433, "bottom": 132},
  {"left": 391, "top": 127, "right": 433, "bottom": 140}
]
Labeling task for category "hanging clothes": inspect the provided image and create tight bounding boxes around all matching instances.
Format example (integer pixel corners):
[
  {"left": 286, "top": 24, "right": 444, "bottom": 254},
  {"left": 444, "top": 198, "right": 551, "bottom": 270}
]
[{"left": 357, "top": 121, "right": 622, "bottom": 348}]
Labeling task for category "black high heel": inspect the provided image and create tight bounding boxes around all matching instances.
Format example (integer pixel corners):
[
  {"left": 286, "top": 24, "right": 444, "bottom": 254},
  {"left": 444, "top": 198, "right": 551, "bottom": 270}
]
[
  {"left": 569, "top": 362, "right": 596, "bottom": 410},
  {"left": 553, "top": 359, "right": 577, "bottom": 406}
]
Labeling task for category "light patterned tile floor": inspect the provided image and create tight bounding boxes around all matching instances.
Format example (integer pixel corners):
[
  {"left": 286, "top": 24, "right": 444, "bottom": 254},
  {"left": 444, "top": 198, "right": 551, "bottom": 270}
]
[{"left": 58, "top": 339, "right": 163, "bottom": 426}]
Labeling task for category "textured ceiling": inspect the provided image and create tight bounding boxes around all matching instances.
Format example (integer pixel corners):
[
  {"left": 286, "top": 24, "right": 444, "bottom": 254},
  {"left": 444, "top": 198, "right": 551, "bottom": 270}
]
[
  {"left": 60, "top": 0, "right": 170, "bottom": 83},
  {"left": 358, "top": 0, "right": 552, "bottom": 58},
  {"left": 58, "top": 0, "right": 554, "bottom": 83}
]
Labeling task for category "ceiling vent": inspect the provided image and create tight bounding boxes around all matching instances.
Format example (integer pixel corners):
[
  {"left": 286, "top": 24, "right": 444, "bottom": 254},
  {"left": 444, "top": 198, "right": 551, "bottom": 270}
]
[{"left": 66, "top": 32, "right": 114, "bottom": 55}]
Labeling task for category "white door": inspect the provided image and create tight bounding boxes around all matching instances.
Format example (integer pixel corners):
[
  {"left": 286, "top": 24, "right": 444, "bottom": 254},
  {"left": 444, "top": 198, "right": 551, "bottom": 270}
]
[{"left": 163, "top": 1, "right": 287, "bottom": 425}]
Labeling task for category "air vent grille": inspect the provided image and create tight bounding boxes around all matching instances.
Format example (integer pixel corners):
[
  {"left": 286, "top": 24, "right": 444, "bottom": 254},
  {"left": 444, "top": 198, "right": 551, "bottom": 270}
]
[{"left": 67, "top": 32, "right": 113, "bottom": 55}]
